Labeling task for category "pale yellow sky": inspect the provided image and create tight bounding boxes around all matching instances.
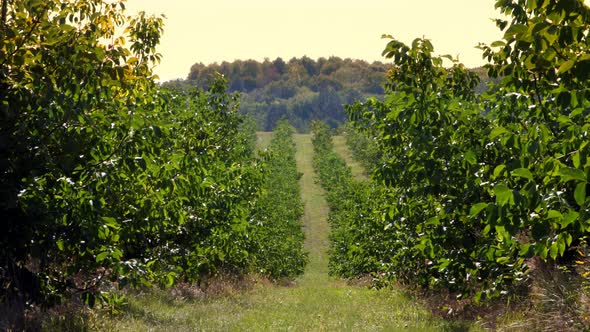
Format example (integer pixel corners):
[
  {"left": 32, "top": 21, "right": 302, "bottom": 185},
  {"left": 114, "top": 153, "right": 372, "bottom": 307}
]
[{"left": 124, "top": 0, "right": 506, "bottom": 81}]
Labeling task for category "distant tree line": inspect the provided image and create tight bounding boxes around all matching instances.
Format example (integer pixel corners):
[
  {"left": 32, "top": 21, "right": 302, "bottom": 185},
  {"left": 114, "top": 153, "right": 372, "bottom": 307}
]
[
  {"left": 165, "top": 57, "right": 492, "bottom": 132},
  {"left": 165, "top": 57, "right": 389, "bottom": 131}
]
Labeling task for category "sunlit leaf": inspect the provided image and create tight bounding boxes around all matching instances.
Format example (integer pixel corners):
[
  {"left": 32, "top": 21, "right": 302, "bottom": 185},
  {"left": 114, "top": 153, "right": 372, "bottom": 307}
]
[
  {"left": 558, "top": 60, "right": 575, "bottom": 73},
  {"left": 511, "top": 168, "right": 533, "bottom": 180},
  {"left": 494, "top": 183, "right": 513, "bottom": 206},
  {"left": 470, "top": 203, "right": 489, "bottom": 217},
  {"left": 575, "top": 182, "right": 586, "bottom": 206},
  {"left": 559, "top": 167, "right": 587, "bottom": 183}
]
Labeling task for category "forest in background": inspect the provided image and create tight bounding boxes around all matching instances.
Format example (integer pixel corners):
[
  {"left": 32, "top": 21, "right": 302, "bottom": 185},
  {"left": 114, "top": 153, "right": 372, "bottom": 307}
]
[{"left": 165, "top": 57, "right": 490, "bottom": 131}]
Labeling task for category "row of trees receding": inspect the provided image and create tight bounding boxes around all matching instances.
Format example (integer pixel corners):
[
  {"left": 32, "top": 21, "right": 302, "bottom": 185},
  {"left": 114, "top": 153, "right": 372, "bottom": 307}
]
[
  {"left": 321, "top": 0, "right": 589, "bottom": 323},
  {"left": 0, "top": 1, "right": 306, "bottom": 324}
]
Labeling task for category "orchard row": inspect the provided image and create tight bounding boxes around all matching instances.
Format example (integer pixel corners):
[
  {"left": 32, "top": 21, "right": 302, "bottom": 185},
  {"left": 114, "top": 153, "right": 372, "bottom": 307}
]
[{"left": 323, "top": 0, "right": 590, "bottom": 302}]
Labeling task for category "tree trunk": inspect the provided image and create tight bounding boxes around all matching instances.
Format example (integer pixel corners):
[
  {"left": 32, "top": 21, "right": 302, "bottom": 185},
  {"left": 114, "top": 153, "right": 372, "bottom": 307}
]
[{"left": 1, "top": 0, "right": 7, "bottom": 31}]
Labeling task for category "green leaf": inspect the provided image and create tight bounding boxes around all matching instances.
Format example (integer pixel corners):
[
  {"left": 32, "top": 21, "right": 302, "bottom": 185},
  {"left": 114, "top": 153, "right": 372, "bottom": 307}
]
[
  {"left": 525, "top": 55, "right": 536, "bottom": 70},
  {"left": 111, "top": 248, "right": 123, "bottom": 260},
  {"left": 526, "top": 0, "right": 537, "bottom": 10},
  {"left": 388, "top": 206, "right": 395, "bottom": 219},
  {"left": 550, "top": 243, "right": 559, "bottom": 260},
  {"left": 558, "top": 60, "right": 575, "bottom": 74},
  {"left": 547, "top": 210, "right": 563, "bottom": 219},
  {"left": 426, "top": 217, "right": 440, "bottom": 226},
  {"left": 474, "top": 291, "right": 483, "bottom": 304},
  {"left": 494, "top": 183, "right": 513, "bottom": 206},
  {"left": 538, "top": 244, "right": 549, "bottom": 259},
  {"left": 573, "top": 152, "right": 581, "bottom": 169},
  {"left": 490, "top": 126, "right": 510, "bottom": 140},
  {"left": 558, "top": 167, "right": 587, "bottom": 183},
  {"left": 562, "top": 211, "right": 579, "bottom": 229},
  {"left": 483, "top": 224, "right": 491, "bottom": 235},
  {"left": 495, "top": 225, "right": 509, "bottom": 238},
  {"left": 558, "top": 238, "right": 566, "bottom": 257},
  {"left": 505, "top": 24, "right": 528, "bottom": 37},
  {"left": 465, "top": 150, "right": 477, "bottom": 165},
  {"left": 532, "top": 21, "right": 550, "bottom": 34},
  {"left": 571, "top": 108, "right": 584, "bottom": 118},
  {"left": 575, "top": 182, "right": 586, "bottom": 206},
  {"left": 101, "top": 216, "right": 120, "bottom": 230},
  {"left": 496, "top": 256, "right": 511, "bottom": 264},
  {"left": 102, "top": 216, "right": 116, "bottom": 223},
  {"left": 519, "top": 243, "right": 531, "bottom": 256},
  {"left": 165, "top": 272, "right": 176, "bottom": 287},
  {"left": 493, "top": 164, "right": 506, "bottom": 179},
  {"left": 557, "top": 115, "right": 573, "bottom": 125},
  {"left": 511, "top": 168, "right": 533, "bottom": 180},
  {"left": 565, "top": 233, "right": 573, "bottom": 246},
  {"left": 96, "top": 252, "right": 109, "bottom": 263},
  {"left": 470, "top": 203, "right": 488, "bottom": 217},
  {"left": 437, "top": 258, "right": 451, "bottom": 271}
]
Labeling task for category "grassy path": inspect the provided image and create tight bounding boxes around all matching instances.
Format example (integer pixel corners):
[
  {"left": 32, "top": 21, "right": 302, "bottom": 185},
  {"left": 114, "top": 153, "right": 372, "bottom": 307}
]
[
  {"left": 293, "top": 133, "right": 330, "bottom": 283},
  {"left": 332, "top": 135, "right": 368, "bottom": 180},
  {"left": 106, "top": 133, "right": 475, "bottom": 331},
  {"left": 255, "top": 131, "right": 273, "bottom": 150}
]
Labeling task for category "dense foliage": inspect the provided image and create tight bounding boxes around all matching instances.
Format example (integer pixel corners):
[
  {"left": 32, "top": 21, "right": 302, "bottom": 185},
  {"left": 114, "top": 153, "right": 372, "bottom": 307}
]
[
  {"left": 0, "top": 0, "right": 305, "bottom": 314},
  {"left": 249, "top": 121, "right": 308, "bottom": 278},
  {"left": 311, "top": 122, "right": 387, "bottom": 278},
  {"left": 186, "top": 57, "right": 388, "bottom": 95},
  {"left": 342, "top": 125, "right": 382, "bottom": 175},
  {"left": 335, "top": 0, "right": 590, "bottom": 307}
]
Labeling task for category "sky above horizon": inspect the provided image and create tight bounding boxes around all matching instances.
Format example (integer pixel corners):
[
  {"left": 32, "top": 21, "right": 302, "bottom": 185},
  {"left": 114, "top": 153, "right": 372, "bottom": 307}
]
[{"left": 124, "top": 0, "right": 507, "bottom": 82}]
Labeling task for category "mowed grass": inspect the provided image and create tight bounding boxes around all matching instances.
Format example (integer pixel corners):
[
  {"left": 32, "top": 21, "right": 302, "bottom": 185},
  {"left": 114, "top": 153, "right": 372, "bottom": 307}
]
[
  {"left": 100, "top": 133, "right": 480, "bottom": 332},
  {"left": 332, "top": 135, "right": 368, "bottom": 180},
  {"left": 255, "top": 131, "right": 273, "bottom": 150}
]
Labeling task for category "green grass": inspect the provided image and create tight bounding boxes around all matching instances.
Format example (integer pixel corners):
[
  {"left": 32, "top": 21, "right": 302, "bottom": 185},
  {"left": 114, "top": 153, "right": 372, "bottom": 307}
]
[
  {"left": 332, "top": 135, "right": 368, "bottom": 181},
  {"left": 255, "top": 131, "right": 273, "bottom": 150},
  {"left": 97, "top": 133, "right": 481, "bottom": 332},
  {"left": 293, "top": 133, "right": 330, "bottom": 282}
]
